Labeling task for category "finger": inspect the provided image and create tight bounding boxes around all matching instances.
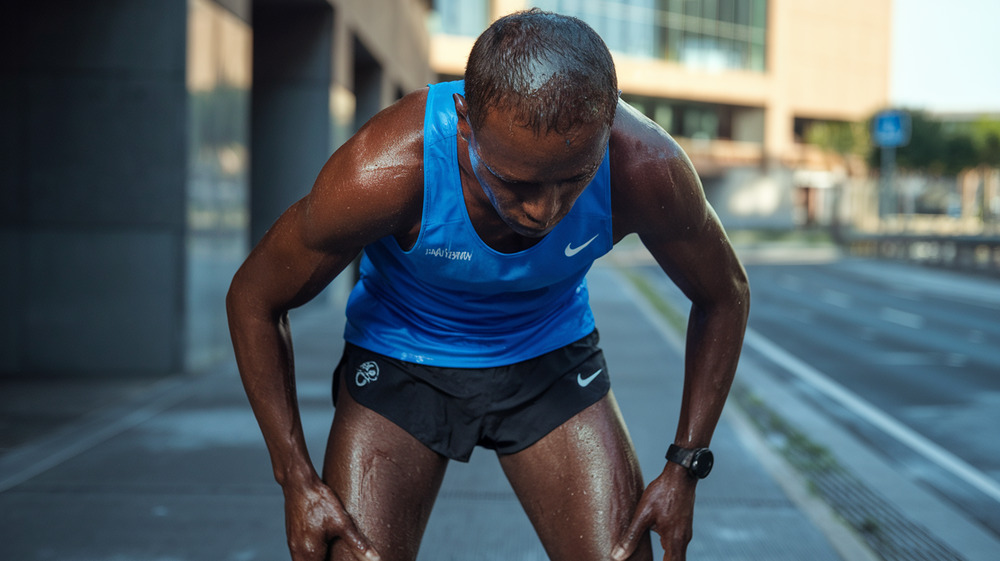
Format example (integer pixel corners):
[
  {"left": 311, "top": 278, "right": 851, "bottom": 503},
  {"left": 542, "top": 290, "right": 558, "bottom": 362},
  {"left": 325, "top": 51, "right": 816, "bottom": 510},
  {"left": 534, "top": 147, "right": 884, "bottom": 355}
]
[
  {"left": 334, "top": 518, "right": 382, "bottom": 561},
  {"left": 288, "top": 536, "right": 327, "bottom": 561},
  {"left": 663, "top": 538, "right": 687, "bottom": 561},
  {"left": 659, "top": 526, "right": 691, "bottom": 561},
  {"left": 347, "top": 540, "right": 381, "bottom": 561},
  {"left": 611, "top": 503, "right": 652, "bottom": 561}
]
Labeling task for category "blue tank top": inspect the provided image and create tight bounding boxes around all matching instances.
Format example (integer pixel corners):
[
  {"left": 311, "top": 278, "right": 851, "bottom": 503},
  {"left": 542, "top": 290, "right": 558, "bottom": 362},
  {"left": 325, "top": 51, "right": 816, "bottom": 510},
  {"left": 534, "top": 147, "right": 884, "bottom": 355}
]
[{"left": 343, "top": 80, "right": 613, "bottom": 367}]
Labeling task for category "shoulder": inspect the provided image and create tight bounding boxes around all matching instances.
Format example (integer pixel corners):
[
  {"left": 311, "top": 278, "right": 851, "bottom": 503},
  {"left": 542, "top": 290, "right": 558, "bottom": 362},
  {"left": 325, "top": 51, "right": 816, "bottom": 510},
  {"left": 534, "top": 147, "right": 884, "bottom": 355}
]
[
  {"left": 301, "top": 88, "right": 429, "bottom": 251},
  {"left": 609, "top": 99, "right": 708, "bottom": 241}
]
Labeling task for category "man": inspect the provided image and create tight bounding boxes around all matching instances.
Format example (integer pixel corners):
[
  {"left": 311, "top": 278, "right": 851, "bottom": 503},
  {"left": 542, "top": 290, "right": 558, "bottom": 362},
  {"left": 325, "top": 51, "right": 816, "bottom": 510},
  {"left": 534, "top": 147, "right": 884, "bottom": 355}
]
[{"left": 227, "top": 9, "right": 748, "bottom": 561}]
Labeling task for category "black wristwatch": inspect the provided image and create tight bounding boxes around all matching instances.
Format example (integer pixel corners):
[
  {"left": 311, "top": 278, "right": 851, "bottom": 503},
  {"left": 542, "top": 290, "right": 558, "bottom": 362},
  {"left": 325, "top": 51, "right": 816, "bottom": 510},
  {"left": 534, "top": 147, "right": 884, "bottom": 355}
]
[{"left": 666, "top": 444, "right": 714, "bottom": 479}]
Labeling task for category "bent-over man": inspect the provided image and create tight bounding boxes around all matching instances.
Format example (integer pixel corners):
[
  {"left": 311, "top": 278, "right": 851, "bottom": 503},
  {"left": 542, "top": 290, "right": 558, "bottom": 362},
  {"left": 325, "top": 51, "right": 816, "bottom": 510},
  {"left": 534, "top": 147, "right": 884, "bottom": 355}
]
[{"left": 227, "top": 9, "right": 749, "bottom": 561}]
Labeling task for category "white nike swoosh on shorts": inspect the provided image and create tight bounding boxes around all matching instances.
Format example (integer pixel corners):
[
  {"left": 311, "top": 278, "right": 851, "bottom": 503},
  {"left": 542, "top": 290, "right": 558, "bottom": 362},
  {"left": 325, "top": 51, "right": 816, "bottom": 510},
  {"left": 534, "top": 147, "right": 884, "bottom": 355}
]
[{"left": 577, "top": 369, "right": 603, "bottom": 387}]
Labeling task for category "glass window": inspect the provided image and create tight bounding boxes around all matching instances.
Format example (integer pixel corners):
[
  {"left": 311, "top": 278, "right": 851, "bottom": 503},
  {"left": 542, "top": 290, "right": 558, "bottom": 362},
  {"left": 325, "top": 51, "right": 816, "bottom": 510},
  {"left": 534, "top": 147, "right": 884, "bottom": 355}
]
[
  {"left": 719, "top": 0, "right": 736, "bottom": 24},
  {"left": 432, "top": 0, "right": 489, "bottom": 36},
  {"left": 654, "top": 103, "right": 674, "bottom": 132},
  {"left": 525, "top": 1, "right": 765, "bottom": 71},
  {"left": 186, "top": 0, "right": 252, "bottom": 371},
  {"left": 534, "top": 0, "right": 658, "bottom": 58}
]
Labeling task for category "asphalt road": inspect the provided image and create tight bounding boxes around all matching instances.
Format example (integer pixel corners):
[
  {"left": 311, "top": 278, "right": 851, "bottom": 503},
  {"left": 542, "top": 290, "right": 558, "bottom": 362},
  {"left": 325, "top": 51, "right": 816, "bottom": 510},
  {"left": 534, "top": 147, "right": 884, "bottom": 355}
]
[{"left": 638, "top": 255, "right": 1000, "bottom": 538}]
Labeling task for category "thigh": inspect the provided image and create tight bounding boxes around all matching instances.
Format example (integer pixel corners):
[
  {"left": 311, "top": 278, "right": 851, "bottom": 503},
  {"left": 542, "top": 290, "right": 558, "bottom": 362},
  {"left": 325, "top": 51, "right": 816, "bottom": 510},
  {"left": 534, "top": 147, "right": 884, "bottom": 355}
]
[
  {"left": 322, "top": 376, "right": 450, "bottom": 561},
  {"left": 498, "top": 391, "right": 653, "bottom": 561}
]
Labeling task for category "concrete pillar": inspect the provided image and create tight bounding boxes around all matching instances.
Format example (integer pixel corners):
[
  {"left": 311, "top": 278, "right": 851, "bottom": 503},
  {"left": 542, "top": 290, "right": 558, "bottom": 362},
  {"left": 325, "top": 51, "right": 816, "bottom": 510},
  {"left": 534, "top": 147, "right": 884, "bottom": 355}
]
[
  {"left": 353, "top": 36, "right": 386, "bottom": 131},
  {"left": 763, "top": 0, "right": 793, "bottom": 166},
  {"left": 250, "top": 2, "right": 335, "bottom": 245}
]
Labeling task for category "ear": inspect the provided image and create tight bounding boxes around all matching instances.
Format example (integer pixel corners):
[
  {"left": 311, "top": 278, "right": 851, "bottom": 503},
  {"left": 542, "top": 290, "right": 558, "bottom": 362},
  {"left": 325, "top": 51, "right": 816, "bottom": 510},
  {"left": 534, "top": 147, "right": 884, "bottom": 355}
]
[{"left": 454, "top": 93, "right": 472, "bottom": 142}]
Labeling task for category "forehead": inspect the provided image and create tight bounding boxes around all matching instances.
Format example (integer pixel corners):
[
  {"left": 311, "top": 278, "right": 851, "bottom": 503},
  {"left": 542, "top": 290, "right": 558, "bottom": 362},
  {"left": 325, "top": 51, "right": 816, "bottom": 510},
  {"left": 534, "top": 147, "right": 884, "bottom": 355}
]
[{"left": 473, "top": 109, "right": 609, "bottom": 183}]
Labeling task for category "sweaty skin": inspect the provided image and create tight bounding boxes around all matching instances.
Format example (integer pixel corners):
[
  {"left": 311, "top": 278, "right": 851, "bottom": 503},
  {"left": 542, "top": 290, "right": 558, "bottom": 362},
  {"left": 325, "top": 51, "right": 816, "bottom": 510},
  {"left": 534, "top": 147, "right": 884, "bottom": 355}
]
[{"left": 227, "top": 86, "right": 748, "bottom": 561}]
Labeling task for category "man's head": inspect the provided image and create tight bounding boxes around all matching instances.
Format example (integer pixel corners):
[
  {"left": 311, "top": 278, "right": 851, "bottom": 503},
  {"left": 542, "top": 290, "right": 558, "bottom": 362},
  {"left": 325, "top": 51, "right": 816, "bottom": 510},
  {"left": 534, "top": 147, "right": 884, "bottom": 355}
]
[
  {"left": 464, "top": 9, "right": 619, "bottom": 135},
  {"left": 456, "top": 10, "right": 619, "bottom": 239}
]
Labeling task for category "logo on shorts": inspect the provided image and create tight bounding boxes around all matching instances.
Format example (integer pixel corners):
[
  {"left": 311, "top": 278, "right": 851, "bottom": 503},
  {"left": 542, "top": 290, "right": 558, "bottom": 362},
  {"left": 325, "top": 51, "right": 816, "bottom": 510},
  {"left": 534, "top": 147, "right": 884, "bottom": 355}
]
[
  {"left": 577, "top": 368, "right": 603, "bottom": 388},
  {"left": 355, "top": 361, "right": 380, "bottom": 387}
]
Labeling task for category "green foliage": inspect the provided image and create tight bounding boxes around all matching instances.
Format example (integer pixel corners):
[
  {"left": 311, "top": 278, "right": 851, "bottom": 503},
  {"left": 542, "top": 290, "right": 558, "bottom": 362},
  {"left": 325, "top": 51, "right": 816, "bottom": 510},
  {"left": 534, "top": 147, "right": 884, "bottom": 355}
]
[
  {"left": 971, "top": 117, "right": 1000, "bottom": 166},
  {"left": 805, "top": 120, "right": 871, "bottom": 157},
  {"left": 621, "top": 270, "right": 688, "bottom": 334},
  {"left": 868, "top": 110, "right": 1000, "bottom": 175}
]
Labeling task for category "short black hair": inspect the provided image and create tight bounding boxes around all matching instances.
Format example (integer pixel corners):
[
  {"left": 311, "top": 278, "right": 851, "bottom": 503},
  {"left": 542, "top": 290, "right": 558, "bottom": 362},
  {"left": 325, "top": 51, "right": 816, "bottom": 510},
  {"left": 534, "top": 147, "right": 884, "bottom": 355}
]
[{"left": 464, "top": 9, "right": 619, "bottom": 135}]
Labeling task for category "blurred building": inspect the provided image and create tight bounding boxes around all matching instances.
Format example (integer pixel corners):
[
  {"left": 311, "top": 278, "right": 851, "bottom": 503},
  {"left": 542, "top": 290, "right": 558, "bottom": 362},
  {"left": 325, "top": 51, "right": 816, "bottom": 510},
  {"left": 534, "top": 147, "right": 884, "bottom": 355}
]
[
  {"left": 2, "top": 0, "right": 433, "bottom": 378},
  {"left": 430, "top": 0, "right": 892, "bottom": 229}
]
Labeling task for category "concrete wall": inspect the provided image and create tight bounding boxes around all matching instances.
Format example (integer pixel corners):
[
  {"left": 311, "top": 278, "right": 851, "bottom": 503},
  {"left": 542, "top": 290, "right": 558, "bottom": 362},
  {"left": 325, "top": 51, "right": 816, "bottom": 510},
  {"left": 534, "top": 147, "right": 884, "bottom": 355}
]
[
  {"left": 2, "top": 1, "right": 190, "bottom": 376},
  {"left": 705, "top": 167, "right": 797, "bottom": 231},
  {"left": 251, "top": 0, "right": 434, "bottom": 243},
  {"left": 2, "top": 0, "right": 432, "bottom": 378}
]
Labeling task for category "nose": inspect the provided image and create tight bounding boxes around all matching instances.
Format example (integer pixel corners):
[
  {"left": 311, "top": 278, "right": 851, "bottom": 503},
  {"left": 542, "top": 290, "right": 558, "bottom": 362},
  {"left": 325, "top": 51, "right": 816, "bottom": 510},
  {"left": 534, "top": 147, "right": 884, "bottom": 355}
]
[{"left": 519, "top": 184, "right": 562, "bottom": 228}]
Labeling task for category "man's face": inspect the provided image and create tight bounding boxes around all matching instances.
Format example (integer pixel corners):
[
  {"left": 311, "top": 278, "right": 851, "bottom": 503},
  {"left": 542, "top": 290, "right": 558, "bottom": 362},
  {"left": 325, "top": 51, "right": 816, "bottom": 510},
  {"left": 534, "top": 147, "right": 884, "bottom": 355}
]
[{"left": 463, "top": 106, "right": 609, "bottom": 238}]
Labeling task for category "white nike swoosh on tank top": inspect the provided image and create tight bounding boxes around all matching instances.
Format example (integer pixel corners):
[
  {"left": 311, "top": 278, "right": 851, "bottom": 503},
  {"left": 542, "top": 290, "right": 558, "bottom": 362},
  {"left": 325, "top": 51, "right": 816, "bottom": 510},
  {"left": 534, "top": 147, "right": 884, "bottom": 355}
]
[{"left": 564, "top": 234, "right": 599, "bottom": 257}]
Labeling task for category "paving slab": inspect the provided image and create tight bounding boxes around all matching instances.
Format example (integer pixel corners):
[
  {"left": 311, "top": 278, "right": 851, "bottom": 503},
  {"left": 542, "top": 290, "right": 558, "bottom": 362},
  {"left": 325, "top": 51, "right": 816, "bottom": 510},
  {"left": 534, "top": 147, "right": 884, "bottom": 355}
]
[{"left": 0, "top": 264, "right": 849, "bottom": 561}]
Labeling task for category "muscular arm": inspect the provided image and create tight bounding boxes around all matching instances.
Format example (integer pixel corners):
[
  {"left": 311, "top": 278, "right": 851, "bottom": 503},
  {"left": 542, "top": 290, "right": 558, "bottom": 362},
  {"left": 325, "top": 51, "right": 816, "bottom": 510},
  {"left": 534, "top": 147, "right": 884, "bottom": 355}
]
[
  {"left": 610, "top": 101, "right": 750, "bottom": 560},
  {"left": 225, "top": 90, "right": 425, "bottom": 561}
]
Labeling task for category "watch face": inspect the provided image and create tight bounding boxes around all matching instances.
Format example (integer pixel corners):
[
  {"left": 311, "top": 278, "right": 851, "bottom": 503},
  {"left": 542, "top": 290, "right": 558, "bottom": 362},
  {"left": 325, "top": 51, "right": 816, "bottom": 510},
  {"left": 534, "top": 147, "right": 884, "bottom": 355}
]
[{"left": 691, "top": 449, "right": 714, "bottom": 478}]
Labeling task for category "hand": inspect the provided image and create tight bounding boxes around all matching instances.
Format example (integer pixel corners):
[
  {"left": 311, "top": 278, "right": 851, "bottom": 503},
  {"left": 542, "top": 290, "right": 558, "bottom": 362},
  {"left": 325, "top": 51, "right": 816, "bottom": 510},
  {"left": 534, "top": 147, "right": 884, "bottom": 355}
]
[
  {"left": 283, "top": 476, "right": 381, "bottom": 561},
  {"left": 611, "top": 463, "right": 696, "bottom": 561}
]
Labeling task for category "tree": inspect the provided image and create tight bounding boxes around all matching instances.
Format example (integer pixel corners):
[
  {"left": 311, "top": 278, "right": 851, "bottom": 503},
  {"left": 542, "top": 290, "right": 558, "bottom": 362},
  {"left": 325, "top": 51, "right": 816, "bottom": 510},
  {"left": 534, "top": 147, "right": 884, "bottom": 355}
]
[
  {"left": 971, "top": 117, "right": 1000, "bottom": 167},
  {"left": 867, "top": 111, "right": 999, "bottom": 176},
  {"left": 805, "top": 120, "right": 870, "bottom": 157}
]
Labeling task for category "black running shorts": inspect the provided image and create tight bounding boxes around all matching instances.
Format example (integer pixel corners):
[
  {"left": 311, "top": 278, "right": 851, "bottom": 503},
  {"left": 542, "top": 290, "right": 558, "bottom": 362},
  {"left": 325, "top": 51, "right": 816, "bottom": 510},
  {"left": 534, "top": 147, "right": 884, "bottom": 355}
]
[{"left": 332, "top": 330, "right": 610, "bottom": 462}]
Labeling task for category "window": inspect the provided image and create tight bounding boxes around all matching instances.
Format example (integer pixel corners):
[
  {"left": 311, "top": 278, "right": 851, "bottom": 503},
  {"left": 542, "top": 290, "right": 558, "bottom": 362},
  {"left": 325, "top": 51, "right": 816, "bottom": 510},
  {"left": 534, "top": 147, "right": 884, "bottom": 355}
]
[
  {"left": 531, "top": 0, "right": 767, "bottom": 71},
  {"left": 432, "top": 0, "right": 490, "bottom": 36}
]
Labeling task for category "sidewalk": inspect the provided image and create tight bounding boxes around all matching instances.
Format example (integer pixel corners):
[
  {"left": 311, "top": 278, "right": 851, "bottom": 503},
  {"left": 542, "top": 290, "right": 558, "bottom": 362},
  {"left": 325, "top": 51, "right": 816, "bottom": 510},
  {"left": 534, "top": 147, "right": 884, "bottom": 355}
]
[{"left": 0, "top": 261, "right": 957, "bottom": 560}]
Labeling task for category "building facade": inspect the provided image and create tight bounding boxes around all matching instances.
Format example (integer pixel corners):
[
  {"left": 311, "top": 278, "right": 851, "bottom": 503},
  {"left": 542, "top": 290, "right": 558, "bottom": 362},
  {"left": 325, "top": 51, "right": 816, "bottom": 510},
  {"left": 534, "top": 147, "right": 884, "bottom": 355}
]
[
  {"left": 2, "top": 0, "right": 433, "bottom": 377},
  {"left": 430, "top": 0, "right": 892, "bottom": 229}
]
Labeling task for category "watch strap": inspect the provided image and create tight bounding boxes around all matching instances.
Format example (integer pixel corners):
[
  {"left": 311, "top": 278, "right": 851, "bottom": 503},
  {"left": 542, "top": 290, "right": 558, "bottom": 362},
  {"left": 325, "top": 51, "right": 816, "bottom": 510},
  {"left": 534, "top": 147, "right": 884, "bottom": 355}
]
[
  {"left": 665, "top": 444, "right": 695, "bottom": 468},
  {"left": 666, "top": 444, "right": 713, "bottom": 479}
]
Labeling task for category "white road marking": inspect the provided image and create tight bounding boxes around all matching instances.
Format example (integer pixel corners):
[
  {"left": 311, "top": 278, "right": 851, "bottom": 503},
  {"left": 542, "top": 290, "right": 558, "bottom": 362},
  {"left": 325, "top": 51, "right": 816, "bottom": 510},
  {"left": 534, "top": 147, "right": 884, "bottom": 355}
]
[
  {"left": 793, "top": 310, "right": 814, "bottom": 324},
  {"left": 744, "top": 329, "right": 1000, "bottom": 505},
  {"left": 873, "top": 352, "right": 934, "bottom": 366},
  {"left": 613, "top": 266, "right": 1000, "bottom": 505},
  {"left": 821, "top": 289, "right": 851, "bottom": 308},
  {"left": 894, "top": 290, "right": 922, "bottom": 301},
  {"left": 778, "top": 274, "right": 803, "bottom": 291},
  {"left": 946, "top": 353, "right": 969, "bottom": 367},
  {"left": 880, "top": 307, "right": 925, "bottom": 329}
]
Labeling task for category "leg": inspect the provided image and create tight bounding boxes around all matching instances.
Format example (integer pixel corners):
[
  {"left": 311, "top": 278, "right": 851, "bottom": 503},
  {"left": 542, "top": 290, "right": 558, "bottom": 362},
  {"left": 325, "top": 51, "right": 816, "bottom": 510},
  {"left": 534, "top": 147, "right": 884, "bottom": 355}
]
[
  {"left": 498, "top": 391, "right": 653, "bottom": 561},
  {"left": 322, "top": 376, "right": 449, "bottom": 561}
]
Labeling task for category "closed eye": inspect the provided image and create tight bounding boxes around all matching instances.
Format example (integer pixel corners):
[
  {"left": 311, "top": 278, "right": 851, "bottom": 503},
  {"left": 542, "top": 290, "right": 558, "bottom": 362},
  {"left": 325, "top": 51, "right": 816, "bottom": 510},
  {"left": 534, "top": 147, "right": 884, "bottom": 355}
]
[
  {"left": 474, "top": 145, "right": 599, "bottom": 186},
  {"left": 487, "top": 163, "right": 597, "bottom": 187}
]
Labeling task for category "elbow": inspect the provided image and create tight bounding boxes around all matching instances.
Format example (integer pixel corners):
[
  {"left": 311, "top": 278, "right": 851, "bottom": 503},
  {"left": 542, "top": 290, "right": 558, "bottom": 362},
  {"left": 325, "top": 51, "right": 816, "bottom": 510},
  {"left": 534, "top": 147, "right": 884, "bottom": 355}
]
[
  {"left": 735, "top": 267, "right": 750, "bottom": 317},
  {"left": 226, "top": 269, "right": 288, "bottom": 329},
  {"left": 225, "top": 275, "right": 246, "bottom": 330},
  {"left": 226, "top": 269, "right": 260, "bottom": 328},
  {"left": 730, "top": 267, "right": 751, "bottom": 330}
]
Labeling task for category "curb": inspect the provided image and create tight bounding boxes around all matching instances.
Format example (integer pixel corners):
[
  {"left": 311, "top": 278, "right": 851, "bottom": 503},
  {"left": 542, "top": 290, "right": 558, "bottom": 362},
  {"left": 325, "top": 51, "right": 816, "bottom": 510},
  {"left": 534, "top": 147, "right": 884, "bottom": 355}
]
[{"left": 607, "top": 261, "right": 1000, "bottom": 561}]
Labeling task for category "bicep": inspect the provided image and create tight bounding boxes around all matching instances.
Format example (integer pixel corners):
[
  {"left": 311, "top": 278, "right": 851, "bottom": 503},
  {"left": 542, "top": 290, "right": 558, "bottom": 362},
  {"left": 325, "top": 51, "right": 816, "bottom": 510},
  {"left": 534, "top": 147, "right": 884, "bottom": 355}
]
[
  {"left": 229, "top": 198, "right": 360, "bottom": 317},
  {"left": 618, "top": 139, "right": 746, "bottom": 309},
  {"left": 229, "top": 91, "right": 426, "bottom": 320},
  {"left": 640, "top": 202, "right": 746, "bottom": 310}
]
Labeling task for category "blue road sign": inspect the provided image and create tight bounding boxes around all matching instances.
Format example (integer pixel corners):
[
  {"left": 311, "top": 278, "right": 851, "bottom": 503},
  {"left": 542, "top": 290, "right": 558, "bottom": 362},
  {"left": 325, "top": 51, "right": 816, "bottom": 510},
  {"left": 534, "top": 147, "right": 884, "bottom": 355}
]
[{"left": 872, "top": 109, "right": 911, "bottom": 148}]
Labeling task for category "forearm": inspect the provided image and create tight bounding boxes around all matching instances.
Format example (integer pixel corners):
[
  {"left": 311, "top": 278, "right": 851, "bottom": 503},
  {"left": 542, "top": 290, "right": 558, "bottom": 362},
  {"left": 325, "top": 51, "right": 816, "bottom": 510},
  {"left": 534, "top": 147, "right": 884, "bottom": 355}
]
[
  {"left": 227, "top": 294, "right": 318, "bottom": 488},
  {"left": 673, "top": 291, "right": 749, "bottom": 448}
]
